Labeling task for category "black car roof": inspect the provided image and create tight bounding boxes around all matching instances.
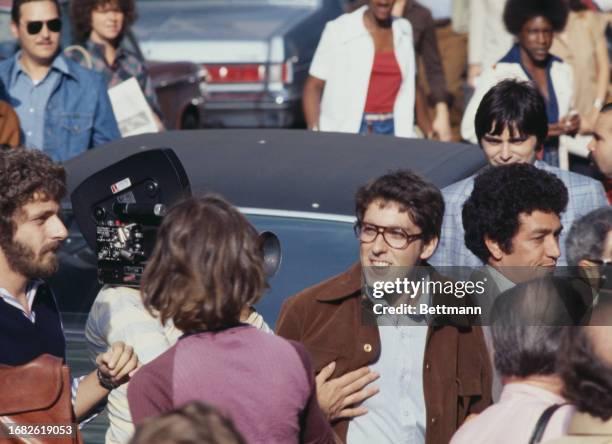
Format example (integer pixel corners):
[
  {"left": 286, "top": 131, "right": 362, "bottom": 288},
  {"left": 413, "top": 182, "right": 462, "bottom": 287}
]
[{"left": 64, "top": 129, "right": 486, "bottom": 217}]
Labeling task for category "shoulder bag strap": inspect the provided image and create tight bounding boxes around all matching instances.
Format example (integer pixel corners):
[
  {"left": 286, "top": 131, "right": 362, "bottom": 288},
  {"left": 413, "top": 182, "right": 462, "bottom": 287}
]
[{"left": 528, "top": 403, "right": 567, "bottom": 444}]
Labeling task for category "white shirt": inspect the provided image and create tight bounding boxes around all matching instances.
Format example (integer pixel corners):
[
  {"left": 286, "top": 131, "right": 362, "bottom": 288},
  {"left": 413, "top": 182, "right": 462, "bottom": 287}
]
[{"left": 310, "top": 6, "right": 416, "bottom": 137}]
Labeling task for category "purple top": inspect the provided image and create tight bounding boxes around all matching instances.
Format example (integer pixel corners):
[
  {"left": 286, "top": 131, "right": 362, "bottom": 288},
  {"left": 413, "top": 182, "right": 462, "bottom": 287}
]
[{"left": 128, "top": 324, "right": 334, "bottom": 444}]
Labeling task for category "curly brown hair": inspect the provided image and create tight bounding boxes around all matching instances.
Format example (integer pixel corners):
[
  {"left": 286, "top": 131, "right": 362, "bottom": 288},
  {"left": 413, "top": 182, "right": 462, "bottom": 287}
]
[
  {"left": 141, "top": 195, "right": 266, "bottom": 334},
  {"left": 70, "top": 0, "right": 137, "bottom": 44},
  {"left": 0, "top": 148, "right": 66, "bottom": 245}
]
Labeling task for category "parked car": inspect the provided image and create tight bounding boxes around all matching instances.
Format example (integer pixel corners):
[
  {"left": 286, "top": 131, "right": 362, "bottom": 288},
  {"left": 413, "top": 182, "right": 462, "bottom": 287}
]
[
  {"left": 0, "top": 0, "right": 207, "bottom": 130},
  {"left": 133, "top": 0, "right": 348, "bottom": 128}
]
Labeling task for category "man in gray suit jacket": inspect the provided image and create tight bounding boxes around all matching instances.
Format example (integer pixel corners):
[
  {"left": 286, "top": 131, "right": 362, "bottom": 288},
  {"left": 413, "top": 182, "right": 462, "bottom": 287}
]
[{"left": 430, "top": 79, "right": 608, "bottom": 269}]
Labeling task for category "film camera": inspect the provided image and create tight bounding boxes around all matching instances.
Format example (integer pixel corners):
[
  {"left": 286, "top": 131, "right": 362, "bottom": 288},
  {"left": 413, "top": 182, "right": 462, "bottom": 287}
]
[{"left": 71, "top": 148, "right": 280, "bottom": 286}]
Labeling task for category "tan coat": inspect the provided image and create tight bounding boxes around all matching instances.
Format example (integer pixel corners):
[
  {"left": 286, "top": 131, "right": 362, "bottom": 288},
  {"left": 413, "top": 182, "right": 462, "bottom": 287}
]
[
  {"left": 0, "top": 100, "right": 19, "bottom": 148},
  {"left": 276, "top": 262, "right": 493, "bottom": 444},
  {"left": 544, "top": 412, "right": 612, "bottom": 443}
]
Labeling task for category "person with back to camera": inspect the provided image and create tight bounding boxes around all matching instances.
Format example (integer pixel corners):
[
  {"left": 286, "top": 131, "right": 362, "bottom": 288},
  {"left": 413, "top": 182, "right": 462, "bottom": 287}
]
[
  {"left": 451, "top": 277, "right": 587, "bottom": 444},
  {"left": 127, "top": 195, "right": 335, "bottom": 444},
  {"left": 303, "top": 0, "right": 416, "bottom": 137}
]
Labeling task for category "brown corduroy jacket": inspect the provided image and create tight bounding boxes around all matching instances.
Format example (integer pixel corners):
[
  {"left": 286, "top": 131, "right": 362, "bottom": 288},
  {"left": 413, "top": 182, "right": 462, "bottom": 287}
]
[
  {"left": 276, "top": 262, "right": 492, "bottom": 444},
  {"left": 0, "top": 100, "right": 20, "bottom": 148}
]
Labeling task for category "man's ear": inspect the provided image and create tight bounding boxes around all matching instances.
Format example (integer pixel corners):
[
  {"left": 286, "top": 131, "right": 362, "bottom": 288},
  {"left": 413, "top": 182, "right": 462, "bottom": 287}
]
[
  {"left": 10, "top": 21, "right": 19, "bottom": 40},
  {"left": 484, "top": 236, "right": 504, "bottom": 262},
  {"left": 419, "top": 236, "right": 439, "bottom": 261}
]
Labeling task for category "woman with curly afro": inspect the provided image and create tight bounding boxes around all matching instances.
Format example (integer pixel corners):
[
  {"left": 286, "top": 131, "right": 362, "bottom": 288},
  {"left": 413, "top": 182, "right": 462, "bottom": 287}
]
[
  {"left": 462, "top": 0, "right": 577, "bottom": 167},
  {"left": 66, "top": 0, "right": 164, "bottom": 128}
]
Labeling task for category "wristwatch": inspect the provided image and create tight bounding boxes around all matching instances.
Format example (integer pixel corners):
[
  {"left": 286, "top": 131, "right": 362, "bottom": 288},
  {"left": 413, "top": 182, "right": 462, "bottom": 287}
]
[{"left": 97, "top": 368, "right": 118, "bottom": 391}]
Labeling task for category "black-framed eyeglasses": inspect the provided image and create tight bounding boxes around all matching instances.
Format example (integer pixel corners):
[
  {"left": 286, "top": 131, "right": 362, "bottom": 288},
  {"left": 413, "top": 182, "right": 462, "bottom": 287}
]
[
  {"left": 24, "top": 18, "right": 62, "bottom": 35},
  {"left": 354, "top": 222, "right": 423, "bottom": 250}
]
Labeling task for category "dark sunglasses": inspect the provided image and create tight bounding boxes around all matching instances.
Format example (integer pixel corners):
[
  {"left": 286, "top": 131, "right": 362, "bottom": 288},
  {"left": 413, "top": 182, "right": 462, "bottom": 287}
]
[{"left": 25, "top": 18, "right": 62, "bottom": 35}]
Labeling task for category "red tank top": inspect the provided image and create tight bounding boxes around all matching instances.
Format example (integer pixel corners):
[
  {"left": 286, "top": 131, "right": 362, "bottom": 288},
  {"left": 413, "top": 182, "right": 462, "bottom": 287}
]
[{"left": 364, "top": 51, "right": 402, "bottom": 114}]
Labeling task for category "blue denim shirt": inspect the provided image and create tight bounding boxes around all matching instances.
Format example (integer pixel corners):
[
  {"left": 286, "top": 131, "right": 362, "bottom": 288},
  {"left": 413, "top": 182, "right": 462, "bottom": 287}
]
[{"left": 0, "top": 53, "right": 120, "bottom": 162}]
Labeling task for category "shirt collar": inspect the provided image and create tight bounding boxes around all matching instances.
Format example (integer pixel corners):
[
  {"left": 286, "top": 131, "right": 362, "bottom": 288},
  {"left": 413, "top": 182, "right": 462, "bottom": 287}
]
[
  {"left": 10, "top": 50, "right": 72, "bottom": 85},
  {"left": 485, "top": 265, "right": 516, "bottom": 294},
  {"left": 340, "top": 5, "right": 413, "bottom": 44},
  {"left": 498, "top": 43, "right": 562, "bottom": 73},
  {"left": 500, "top": 382, "right": 566, "bottom": 405},
  {"left": 0, "top": 279, "right": 44, "bottom": 321},
  {"left": 86, "top": 39, "right": 127, "bottom": 63}
]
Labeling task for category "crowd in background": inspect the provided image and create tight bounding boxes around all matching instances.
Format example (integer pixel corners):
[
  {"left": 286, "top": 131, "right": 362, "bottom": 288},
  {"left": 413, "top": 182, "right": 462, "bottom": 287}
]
[{"left": 1, "top": 0, "right": 612, "bottom": 444}]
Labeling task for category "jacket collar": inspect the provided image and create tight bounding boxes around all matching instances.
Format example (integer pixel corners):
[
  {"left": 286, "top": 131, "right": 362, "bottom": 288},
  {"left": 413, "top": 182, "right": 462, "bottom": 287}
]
[
  {"left": 315, "top": 262, "right": 362, "bottom": 302},
  {"left": 9, "top": 51, "right": 75, "bottom": 86},
  {"left": 568, "top": 412, "right": 612, "bottom": 436},
  {"left": 315, "top": 261, "right": 472, "bottom": 328},
  {"left": 339, "top": 5, "right": 413, "bottom": 45}
]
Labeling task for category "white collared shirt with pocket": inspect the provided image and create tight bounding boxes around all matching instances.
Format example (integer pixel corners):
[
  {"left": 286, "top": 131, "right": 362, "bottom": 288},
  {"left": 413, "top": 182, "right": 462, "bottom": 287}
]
[{"left": 310, "top": 5, "right": 416, "bottom": 137}]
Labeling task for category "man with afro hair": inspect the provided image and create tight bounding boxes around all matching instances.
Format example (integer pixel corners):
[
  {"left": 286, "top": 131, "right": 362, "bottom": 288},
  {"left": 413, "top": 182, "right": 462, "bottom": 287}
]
[{"left": 461, "top": 0, "right": 578, "bottom": 167}]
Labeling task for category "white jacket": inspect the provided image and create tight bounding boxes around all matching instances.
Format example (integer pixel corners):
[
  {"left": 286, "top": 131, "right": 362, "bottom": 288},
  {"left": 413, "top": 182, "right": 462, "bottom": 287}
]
[
  {"left": 310, "top": 5, "right": 416, "bottom": 137},
  {"left": 461, "top": 54, "right": 575, "bottom": 144}
]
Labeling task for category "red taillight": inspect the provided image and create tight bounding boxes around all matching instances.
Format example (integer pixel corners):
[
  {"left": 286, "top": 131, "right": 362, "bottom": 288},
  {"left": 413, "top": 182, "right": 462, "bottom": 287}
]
[
  {"left": 204, "top": 60, "right": 294, "bottom": 84},
  {"left": 205, "top": 64, "right": 266, "bottom": 83}
]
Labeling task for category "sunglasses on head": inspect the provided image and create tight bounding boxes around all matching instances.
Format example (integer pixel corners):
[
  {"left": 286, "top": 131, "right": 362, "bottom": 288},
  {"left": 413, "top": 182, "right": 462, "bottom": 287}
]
[{"left": 25, "top": 18, "right": 62, "bottom": 35}]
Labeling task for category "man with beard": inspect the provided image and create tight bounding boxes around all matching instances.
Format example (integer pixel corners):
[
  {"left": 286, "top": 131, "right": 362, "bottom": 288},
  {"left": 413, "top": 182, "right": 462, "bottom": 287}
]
[{"left": 0, "top": 148, "right": 138, "bottom": 421}]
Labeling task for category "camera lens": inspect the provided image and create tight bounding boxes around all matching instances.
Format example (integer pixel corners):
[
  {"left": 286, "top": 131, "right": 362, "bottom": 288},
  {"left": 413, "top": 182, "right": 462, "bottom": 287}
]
[
  {"left": 94, "top": 206, "right": 106, "bottom": 222},
  {"left": 145, "top": 181, "right": 159, "bottom": 197}
]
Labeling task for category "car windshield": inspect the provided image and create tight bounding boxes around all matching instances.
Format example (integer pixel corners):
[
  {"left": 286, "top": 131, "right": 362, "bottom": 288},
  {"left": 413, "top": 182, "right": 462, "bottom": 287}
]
[{"left": 247, "top": 213, "right": 358, "bottom": 327}]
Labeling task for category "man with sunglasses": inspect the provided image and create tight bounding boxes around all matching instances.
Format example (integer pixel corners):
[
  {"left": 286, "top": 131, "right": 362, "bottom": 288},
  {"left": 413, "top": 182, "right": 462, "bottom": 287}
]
[
  {"left": 276, "top": 170, "right": 492, "bottom": 444},
  {"left": 0, "top": 0, "right": 119, "bottom": 162}
]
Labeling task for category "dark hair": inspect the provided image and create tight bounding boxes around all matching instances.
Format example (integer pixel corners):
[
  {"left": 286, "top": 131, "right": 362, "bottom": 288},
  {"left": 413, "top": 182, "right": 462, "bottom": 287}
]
[
  {"left": 0, "top": 148, "right": 66, "bottom": 246},
  {"left": 70, "top": 0, "right": 137, "bottom": 43},
  {"left": 568, "top": 0, "right": 588, "bottom": 11},
  {"left": 566, "top": 207, "right": 612, "bottom": 266},
  {"left": 559, "top": 324, "right": 612, "bottom": 421},
  {"left": 11, "top": 0, "right": 60, "bottom": 23},
  {"left": 141, "top": 195, "right": 266, "bottom": 334},
  {"left": 462, "top": 163, "right": 568, "bottom": 264},
  {"left": 491, "top": 277, "right": 587, "bottom": 378},
  {"left": 503, "top": 0, "right": 569, "bottom": 35},
  {"left": 355, "top": 170, "right": 444, "bottom": 245},
  {"left": 130, "top": 401, "right": 246, "bottom": 444},
  {"left": 475, "top": 79, "right": 548, "bottom": 149}
]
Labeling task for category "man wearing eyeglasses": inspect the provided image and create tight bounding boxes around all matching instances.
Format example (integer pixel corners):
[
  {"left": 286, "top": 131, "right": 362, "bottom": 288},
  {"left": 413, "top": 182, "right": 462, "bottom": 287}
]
[
  {"left": 276, "top": 170, "right": 492, "bottom": 444},
  {"left": 0, "top": 0, "right": 119, "bottom": 162}
]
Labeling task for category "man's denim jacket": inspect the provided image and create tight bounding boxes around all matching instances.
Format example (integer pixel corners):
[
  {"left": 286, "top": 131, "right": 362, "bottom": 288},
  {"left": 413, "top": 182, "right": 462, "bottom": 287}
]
[{"left": 0, "top": 54, "right": 120, "bottom": 162}]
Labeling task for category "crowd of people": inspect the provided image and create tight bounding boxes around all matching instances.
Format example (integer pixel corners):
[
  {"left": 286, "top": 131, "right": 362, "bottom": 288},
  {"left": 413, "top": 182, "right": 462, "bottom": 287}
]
[{"left": 1, "top": 0, "right": 612, "bottom": 443}]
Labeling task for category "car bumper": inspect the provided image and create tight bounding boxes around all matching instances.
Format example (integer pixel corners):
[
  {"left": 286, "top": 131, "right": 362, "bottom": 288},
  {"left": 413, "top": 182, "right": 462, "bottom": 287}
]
[{"left": 201, "top": 92, "right": 302, "bottom": 128}]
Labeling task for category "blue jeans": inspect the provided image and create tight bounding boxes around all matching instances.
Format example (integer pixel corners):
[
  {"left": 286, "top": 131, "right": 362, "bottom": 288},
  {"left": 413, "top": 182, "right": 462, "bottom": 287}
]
[{"left": 358, "top": 114, "right": 395, "bottom": 135}]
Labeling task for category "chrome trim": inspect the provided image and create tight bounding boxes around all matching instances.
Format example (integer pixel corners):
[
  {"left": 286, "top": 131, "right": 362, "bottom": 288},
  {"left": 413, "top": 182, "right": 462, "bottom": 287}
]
[{"left": 239, "top": 207, "right": 356, "bottom": 223}]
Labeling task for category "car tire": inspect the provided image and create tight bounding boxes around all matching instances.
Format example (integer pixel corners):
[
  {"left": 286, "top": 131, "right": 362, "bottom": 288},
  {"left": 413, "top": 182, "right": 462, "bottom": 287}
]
[{"left": 181, "top": 108, "right": 200, "bottom": 130}]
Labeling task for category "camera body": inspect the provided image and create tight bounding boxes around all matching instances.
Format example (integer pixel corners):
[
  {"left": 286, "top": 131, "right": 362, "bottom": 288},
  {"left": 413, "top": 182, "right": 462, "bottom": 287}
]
[{"left": 71, "top": 149, "right": 190, "bottom": 286}]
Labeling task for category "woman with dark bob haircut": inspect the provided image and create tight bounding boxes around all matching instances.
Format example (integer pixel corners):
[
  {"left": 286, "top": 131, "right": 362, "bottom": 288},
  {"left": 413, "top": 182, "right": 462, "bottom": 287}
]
[
  {"left": 461, "top": 0, "right": 577, "bottom": 167},
  {"left": 67, "top": 0, "right": 163, "bottom": 126},
  {"left": 127, "top": 195, "right": 335, "bottom": 444}
]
